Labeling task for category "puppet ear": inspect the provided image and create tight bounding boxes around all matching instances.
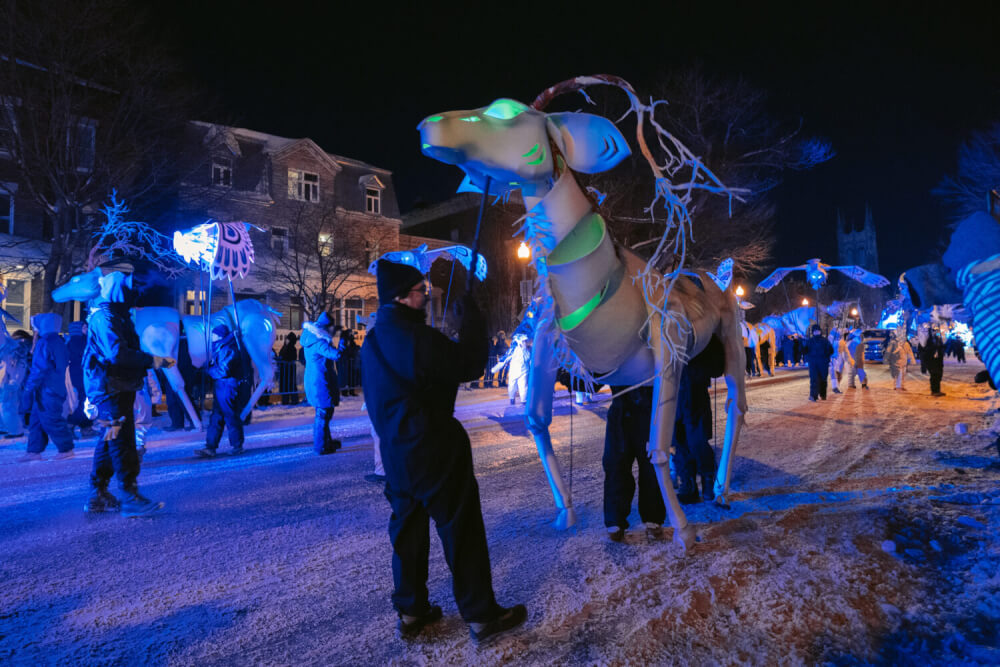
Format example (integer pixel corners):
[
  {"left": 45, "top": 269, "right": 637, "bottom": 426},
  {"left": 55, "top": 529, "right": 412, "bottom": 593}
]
[{"left": 545, "top": 112, "right": 631, "bottom": 174}]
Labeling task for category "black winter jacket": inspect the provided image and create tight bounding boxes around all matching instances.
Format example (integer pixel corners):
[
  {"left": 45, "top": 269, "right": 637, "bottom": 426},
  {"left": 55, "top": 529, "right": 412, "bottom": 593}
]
[
  {"left": 84, "top": 302, "right": 154, "bottom": 404},
  {"left": 361, "top": 299, "right": 487, "bottom": 494},
  {"left": 803, "top": 335, "right": 834, "bottom": 367}
]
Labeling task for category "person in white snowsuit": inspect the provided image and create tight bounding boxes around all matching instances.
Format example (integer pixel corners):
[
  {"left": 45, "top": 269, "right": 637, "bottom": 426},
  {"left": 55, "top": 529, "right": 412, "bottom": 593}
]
[
  {"left": 491, "top": 333, "right": 530, "bottom": 405},
  {"left": 884, "top": 331, "right": 917, "bottom": 390},
  {"left": 829, "top": 331, "right": 850, "bottom": 394}
]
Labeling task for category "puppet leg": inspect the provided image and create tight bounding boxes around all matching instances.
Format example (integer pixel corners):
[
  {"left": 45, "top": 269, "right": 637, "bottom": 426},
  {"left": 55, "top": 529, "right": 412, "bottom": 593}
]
[
  {"left": 525, "top": 317, "right": 575, "bottom": 529},
  {"left": 714, "top": 319, "right": 748, "bottom": 506}
]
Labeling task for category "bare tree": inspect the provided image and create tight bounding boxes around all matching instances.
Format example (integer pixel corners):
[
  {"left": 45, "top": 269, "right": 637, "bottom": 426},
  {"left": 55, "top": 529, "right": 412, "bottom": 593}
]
[
  {"left": 575, "top": 66, "right": 833, "bottom": 275},
  {"left": 266, "top": 201, "right": 394, "bottom": 321},
  {"left": 0, "top": 0, "right": 193, "bottom": 311},
  {"left": 933, "top": 123, "right": 1000, "bottom": 222}
]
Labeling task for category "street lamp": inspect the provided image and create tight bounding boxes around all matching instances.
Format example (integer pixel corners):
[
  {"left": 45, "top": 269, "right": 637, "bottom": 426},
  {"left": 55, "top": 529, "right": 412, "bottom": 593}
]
[
  {"left": 802, "top": 297, "right": 809, "bottom": 306},
  {"left": 850, "top": 307, "right": 858, "bottom": 317},
  {"left": 735, "top": 285, "right": 745, "bottom": 297},
  {"left": 517, "top": 242, "right": 532, "bottom": 305}
]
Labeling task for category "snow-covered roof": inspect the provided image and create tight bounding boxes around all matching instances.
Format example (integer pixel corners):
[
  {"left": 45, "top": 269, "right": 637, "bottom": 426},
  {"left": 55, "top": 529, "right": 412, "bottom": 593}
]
[{"left": 189, "top": 121, "right": 391, "bottom": 175}]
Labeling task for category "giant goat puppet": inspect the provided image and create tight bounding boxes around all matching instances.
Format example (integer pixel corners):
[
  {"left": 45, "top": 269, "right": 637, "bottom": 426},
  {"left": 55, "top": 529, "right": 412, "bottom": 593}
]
[
  {"left": 419, "top": 74, "right": 747, "bottom": 548},
  {"left": 52, "top": 268, "right": 281, "bottom": 424}
]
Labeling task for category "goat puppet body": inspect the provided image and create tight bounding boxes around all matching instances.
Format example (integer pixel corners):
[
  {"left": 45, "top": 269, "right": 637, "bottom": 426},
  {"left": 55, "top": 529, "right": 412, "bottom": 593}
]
[
  {"left": 52, "top": 268, "right": 280, "bottom": 425},
  {"left": 419, "top": 97, "right": 747, "bottom": 548}
]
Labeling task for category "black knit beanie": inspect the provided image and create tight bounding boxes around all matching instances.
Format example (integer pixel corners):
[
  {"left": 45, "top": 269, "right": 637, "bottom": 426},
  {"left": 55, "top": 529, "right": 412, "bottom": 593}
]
[{"left": 376, "top": 259, "right": 424, "bottom": 305}]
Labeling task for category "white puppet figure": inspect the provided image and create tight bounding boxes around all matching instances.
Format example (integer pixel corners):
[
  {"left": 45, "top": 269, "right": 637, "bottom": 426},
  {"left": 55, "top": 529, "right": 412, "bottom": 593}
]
[
  {"left": 828, "top": 328, "right": 848, "bottom": 394},
  {"left": 419, "top": 75, "right": 750, "bottom": 545},
  {"left": 492, "top": 333, "right": 531, "bottom": 405}
]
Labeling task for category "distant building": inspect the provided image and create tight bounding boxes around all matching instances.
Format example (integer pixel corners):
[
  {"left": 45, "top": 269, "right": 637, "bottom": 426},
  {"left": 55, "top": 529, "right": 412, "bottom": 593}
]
[
  {"left": 836, "top": 205, "right": 879, "bottom": 273},
  {"left": 171, "top": 121, "right": 406, "bottom": 335}
]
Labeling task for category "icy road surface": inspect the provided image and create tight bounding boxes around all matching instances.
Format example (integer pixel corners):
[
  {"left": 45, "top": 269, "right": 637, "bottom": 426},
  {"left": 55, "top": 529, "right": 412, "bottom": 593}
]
[{"left": 1, "top": 363, "right": 998, "bottom": 665}]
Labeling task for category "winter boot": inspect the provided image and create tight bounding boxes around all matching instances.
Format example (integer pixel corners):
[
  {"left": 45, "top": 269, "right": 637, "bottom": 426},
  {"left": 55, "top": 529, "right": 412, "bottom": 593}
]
[
  {"left": 469, "top": 604, "right": 528, "bottom": 644},
  {"left": 120, "top": 489, "right": 164, "bottom": 517},
  {"left": 194, "top": 447, "right": 217, "bottom": 458},
  {"left": 398, "top": 604, "right": 443, "bottom": 639},
  {"left": 84, "top": 487, "right": 122, "bottom": 514}
]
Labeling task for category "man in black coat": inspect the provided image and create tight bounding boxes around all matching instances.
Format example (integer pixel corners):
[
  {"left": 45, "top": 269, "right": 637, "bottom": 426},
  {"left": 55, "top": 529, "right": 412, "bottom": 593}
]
[
  {"left": 922, "top": 330, "right": 946, "bottom": 397},
  {"left": 83, "top": 272, "right": 162, "bottom": 516},
  {"left": 361, "top": 259, "right": 526, "bottom": 643},
  {"left": 804, "top": 324, "right": 834, "bottom": 401},
  {"left": 194, "top": 323, "right": 246, "bottom": 457}
]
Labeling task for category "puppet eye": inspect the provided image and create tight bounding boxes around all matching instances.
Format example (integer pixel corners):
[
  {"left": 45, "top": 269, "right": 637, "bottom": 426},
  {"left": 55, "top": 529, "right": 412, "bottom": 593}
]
[{"left": 483, "top": 98, "right": 528, "bottom": 120}]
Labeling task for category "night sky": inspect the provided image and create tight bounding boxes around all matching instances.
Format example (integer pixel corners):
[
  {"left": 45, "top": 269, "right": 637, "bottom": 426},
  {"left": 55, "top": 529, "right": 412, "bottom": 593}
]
[{"left": 155, "top": 2, "right": 1000, "bottom": 280}]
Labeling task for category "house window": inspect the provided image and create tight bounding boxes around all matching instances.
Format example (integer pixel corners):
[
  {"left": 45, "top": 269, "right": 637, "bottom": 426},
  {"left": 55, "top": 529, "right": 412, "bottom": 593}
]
[
  {"left": 289, "top": 296, "right": 304, "bottom": 330},
  {"left": 365, "top": 239, "right": 380, "bottom": 263},
  {"left": 0, "top": 184, "right": 14, "bottom": 235},
  {"left": 366, "top": 188, "right": 381, "bottom": 214},
  {"left": 185, "top": 290, "right": 206, "bottom": 316},
  {"left": 318, "top": 231, "right": 333, "bottom": 256},
  {"left": 271, "top": 226, "right": 289, "bottom": 254},
  {"left": 288, "top": 168, "right": 320, "bottom": 202},
  {"left": 3, "top": 278, "right": 29, "bottom": 324},
  {"left": 71, "top": 119, "right": 96, "bottom": 173},
  {"left": 212, "top": 157, "right": 232, "bottom": 187},
  {"left": 344, "top": 297, "right": 364, "bottom": 330}
]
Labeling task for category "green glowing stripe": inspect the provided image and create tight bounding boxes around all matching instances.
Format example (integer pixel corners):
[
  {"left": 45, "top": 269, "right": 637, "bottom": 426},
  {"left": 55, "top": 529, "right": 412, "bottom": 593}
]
[
  {"left": 460, "top": 116, "right": 481, "bottom": 122},
  {"left": 521, "top": 143, "right": 540, "bottom": 157},
  {"left": 558, "top": 289, "right": 604, "bottom": 331},
  {"left": 426, "top": 115, "right": 443, "bottom": 123},
  {"left": 526, "top": 146, "right": 546, "bottom": 166},
  {"left": 548, "top": 213, "right": 605, "bottom": 266},
  {"left": 421, "top": 143, "right": 431, "bottom": 149}
]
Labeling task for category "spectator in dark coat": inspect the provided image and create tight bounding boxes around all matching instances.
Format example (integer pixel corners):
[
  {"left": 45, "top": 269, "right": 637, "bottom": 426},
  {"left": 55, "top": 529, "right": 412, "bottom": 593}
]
[
  {"left": 83, "top": 272, "right": 161, "bottom": 516},
  {"left": 17, "top": 313, "right": 74, "bottom": 461},
  {"left": 672, "top": 336, "right": 724, "bottom": 504},
  {"left": 492, "top": 331, "right": 509, "bottom": 386},
  {"left": 922, "top": 330, "right": 947, "bottom": 396},
  {"left": 804, "top": 324, "right": 834, "bottom": 401},
  {"left": 301, "top": 312, "right": 341, "bottom": 455},
  {"left": 361, "top": 259, "right": 525, "bottom": 642},
  {"left": 194, "top": 323, "right": 246, "bottom": 457},
  {"left": 65, "top": 320, "right": 95, "bottom": 437},
  {"left": 278, "top": 332, "right": 299, "bottom": 404},
  {"left": 338, "top": 329, "right": 360, "bottom": 397}
]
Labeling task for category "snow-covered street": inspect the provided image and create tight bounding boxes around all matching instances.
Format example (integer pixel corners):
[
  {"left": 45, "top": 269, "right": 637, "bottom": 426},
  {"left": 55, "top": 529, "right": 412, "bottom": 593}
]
[{"left": 2, "top": 362, "right": 998, "bottom": 665}]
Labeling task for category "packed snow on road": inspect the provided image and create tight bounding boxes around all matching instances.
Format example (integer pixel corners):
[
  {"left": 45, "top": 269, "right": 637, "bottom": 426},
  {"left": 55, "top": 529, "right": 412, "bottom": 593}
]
[{"left": 1, "top": 362, "right": 998, "bottom": 665}]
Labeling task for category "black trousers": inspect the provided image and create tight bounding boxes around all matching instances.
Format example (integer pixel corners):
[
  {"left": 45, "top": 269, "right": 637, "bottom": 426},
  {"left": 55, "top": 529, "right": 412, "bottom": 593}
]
[
  {"left": 384, "top": 437, "right": 499, "bottom": 623},
  {"left": 206, "top": 380, "right": 244, "bottom": 451},
  {"left": 808, "top": 362, "right": 829, "bottom": 399},
  {"left": 929, "top": 368, "right": 943, "bottom": 393},
  {"left": 672, "top": 397, "right": 717, "bottom": 498},
  {"left": 91, "top": 391, "right": 140, "bottom": 491},
  {"left": 313, "top": 407, "right": 334, "bottom": 453},
  {"left": 602, "top": 390, "right": 666, "bottom": 529}
]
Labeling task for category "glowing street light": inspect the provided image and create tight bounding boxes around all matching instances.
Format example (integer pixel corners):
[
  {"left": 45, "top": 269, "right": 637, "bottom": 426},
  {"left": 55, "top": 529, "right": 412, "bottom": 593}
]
[
  {"left": 850, "top": 307, "right": 859, "bottom": 317},
  {"left": 802, "top": 297, "right": 809, "bottom": 306},
  {"left": 735, "top": 285, "right": 745, "bottom": 297},
  {"left": 517, "top": 241, "right": 531, "bottom": 260}
]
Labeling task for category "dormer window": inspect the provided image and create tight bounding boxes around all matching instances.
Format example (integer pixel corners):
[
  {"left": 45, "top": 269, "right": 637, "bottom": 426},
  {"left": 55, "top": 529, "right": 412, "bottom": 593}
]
[
  {"left": 212, "top": 157, "right": 232, "bottom": 187},
  {"left": 359, "top": 174, "right": 385, "bottom": 215},
  {"left": 366, "top": 188, "right": 381, "bottom": 214},
  {"left": 70, "top": 118, "right": 96, "bottom": 173},
  {"left": 288, "top": 168, "right": 320, "bottom": 202}
]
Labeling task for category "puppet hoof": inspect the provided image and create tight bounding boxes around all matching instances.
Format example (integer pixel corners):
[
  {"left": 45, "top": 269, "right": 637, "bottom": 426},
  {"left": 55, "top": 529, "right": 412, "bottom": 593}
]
[
  {"left": 554, "top": 507, "right": 577, "bottom": 530},
  {"left": 673, "top": 524, "right": 698, "bottom": 551}
]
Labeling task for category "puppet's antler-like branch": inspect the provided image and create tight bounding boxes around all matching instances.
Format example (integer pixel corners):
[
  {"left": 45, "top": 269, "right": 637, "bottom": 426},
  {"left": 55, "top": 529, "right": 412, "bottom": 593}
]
[{"left": 531, "top": 75, "right": 743, "bottom": 367}]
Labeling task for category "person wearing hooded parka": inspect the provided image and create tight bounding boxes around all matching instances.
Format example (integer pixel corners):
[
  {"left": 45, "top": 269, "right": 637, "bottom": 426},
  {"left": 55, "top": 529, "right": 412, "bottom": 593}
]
[
  {"left": 18, "top": 313, "right": 74, "bottom": 460},
  {"left": 301, "top": 312, "right": 341, "bottom": 455},
  {"left": 83, "top": 272, "right": 162, "bottom": 516}
]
